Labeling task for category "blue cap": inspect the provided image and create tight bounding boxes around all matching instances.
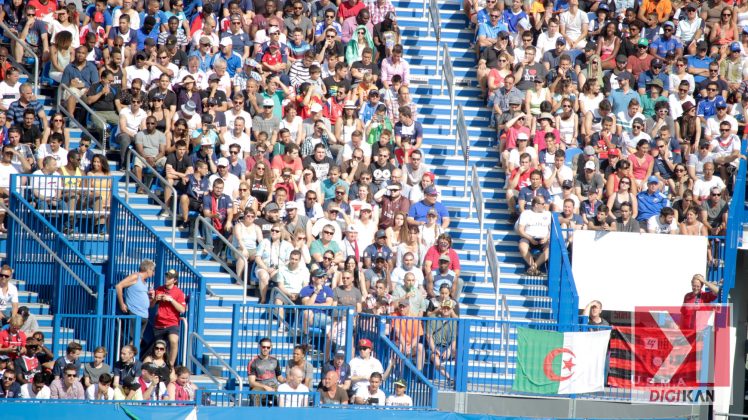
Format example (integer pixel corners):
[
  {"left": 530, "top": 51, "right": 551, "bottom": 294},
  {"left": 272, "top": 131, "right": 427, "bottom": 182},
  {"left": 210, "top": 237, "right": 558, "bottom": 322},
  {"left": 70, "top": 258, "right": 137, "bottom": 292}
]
[
  {"left": 556, "top": 37, "right": 566, "bottom": 45},
  {"left": 730, "top": 41, "right": 741, "bottom": 52},
  {"left": 598, "top": 3, "right": 609, "bottom": 11},
  {"left": 715, "top": 97, "right": 727, "bottom": 108},
  {"left": 663, "top": 21, "right": 674, "bottom": 28},
  {"left": 647, "top": 176, "right": 659, "bottom": 184},
  {"left": 312, "top": 268, "right": 327, "bottom": 278}
]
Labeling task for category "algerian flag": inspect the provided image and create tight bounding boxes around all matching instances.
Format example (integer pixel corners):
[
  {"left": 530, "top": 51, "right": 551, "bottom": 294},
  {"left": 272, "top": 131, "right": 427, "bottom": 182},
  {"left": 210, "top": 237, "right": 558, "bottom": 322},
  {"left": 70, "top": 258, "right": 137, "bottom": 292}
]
[{"left": 513, "top": 327, "right": 611, "bottom": 394}]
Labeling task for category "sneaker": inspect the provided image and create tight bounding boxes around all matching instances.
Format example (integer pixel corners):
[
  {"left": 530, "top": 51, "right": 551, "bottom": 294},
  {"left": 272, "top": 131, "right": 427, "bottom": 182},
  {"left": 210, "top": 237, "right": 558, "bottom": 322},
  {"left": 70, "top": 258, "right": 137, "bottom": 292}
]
[{"left": 159, "top": 209, "right": 171, "bottom": 218}]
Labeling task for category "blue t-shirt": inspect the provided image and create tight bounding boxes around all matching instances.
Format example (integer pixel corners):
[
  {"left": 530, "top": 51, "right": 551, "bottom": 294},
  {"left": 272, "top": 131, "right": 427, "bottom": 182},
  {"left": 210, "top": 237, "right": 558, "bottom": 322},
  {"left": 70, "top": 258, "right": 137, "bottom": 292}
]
[
  {"left": 637, "top": 71, "right": 669, "bottom": 92},
  {"left": 697, "top": 96, "right": 723, "bottom": 119},
  {"left": 408, "top": 201, "right": 449, "bottom": 224},
  {"left": 517, "top": 187, "right": 551, "bottom": 211},
  {"left": 362, "top": 244, "right": 393, "bottom": 262},
  {"left": 650, "top": 36, "right": 682, "bottom": 59},
  {"left": 299, "top": 284, "right": 335, "bottom": 305},
  {"left": 687, "top": 55, "right": 713, "bottom": 84}
]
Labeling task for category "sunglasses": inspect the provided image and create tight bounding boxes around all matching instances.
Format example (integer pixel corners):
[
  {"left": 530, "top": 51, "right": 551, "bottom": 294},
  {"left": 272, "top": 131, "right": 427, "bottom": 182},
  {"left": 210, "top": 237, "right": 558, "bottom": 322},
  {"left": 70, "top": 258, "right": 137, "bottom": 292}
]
[
  {"left": 323, "top": 231, "right": 334, "bottom": 235},
  {"left": 0, "top": 274, "right": 10, "bottom": 278},
  {"left": 271, "top": 229, "right": 281, "bottom": 233},
  {"left": 155, "top": 347, "right": 166, "bottom": 351},
  {"left": 261, "top": 345, "right": 272, "bottom": 349}
]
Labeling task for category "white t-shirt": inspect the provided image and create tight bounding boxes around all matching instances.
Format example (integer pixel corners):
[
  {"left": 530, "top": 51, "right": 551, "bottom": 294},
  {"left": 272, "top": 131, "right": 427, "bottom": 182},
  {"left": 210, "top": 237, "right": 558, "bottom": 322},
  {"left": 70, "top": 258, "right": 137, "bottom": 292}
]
[
  {"left": 349, "top": 356, "right": 384, "bottom": 391},
  {"left": 341, "top": 141, "right": 372, "bottom": 161},
  {"left": 518, "top": 209, "right": 552, "bottom": 238},
  {"left": 221, "top": 131, "right": 252, "bottom": 156},
  {"left": 543, "top": 164, "right": 573, "bottom": 196},
  {"left": 36, "top": 145, "right": 68, "bottom": 167},
  {"left": 508, "top": 147, "right": 537, "bottom": 168},
  {"left": 560, "top": 9, "right": 589, "bottom": 46},
  {"left": 535, "top": 31, "right": 562, "bottom": 56},
  {"left": 225, "top": 110, "right": 253, "bottom": 133},
  {"left": 85, "top": 384, "right": 115, "bottom": 400},
  {"left": 0, "top": 162, "right": 18, "bottom": 189},
  {"left": 277, "top": 383, "right": 310, "bottom": 407},
  {"left": 390, "top": 266, "right": 424, "bottom": 288},
  {"left": 30, "top": 170, "right": 63, "bottom": 199},
  {"left": 112, "top": 9, "right": 141, "bottom": 30},
  {"left": 176, "top": 68, "right": 208, "bottom": 90},
  {"left": 0, "top": 81, "right": 20, "bottom": 109},
  {"left": 20, "top": 383, "right": 50, "bottom": 399},
  {"left": 208, "top": 173, "right": 241, "bottom": 198},
  {"left": 693, "top": 177, "right": 726, "bottom": 200},
  {"left": 0, "top": 281, "right": 19, "bottom": 311},
  {"left": 705, "top": 116, "right": 739, "bottom": 139},
  {"left": 120, "top": 107, "right": 148, "bottom": 135},
  {"left": 386, "top": 393, "right": 413, "bottom": 406},
  {"left": 647, "top": 215, "right": 678, "bottom": 234},
  {"left": 205, "top": 71, "right": 232, "bottom": 97},
  {"left": 354, "top": 386, "right": 386, "bottom": 405},
  {"left": 149, "top": 63, "right": 180, "bottom": 89},
  {"left": 710, "top": 136, "right": 741, "bottom": 167},
  {"left": 126, "top": 65, "right": 151, "bottom": 91}
]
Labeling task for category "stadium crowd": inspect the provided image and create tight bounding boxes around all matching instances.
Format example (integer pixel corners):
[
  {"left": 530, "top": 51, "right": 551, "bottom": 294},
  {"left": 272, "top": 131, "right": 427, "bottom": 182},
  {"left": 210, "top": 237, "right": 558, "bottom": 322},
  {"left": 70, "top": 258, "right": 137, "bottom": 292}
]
[
  {"left": 468, "top": 0, "right": 745, "bottom": 274},
  {"left": 0, "top": 0, "right": 465, "bottom": 404}
]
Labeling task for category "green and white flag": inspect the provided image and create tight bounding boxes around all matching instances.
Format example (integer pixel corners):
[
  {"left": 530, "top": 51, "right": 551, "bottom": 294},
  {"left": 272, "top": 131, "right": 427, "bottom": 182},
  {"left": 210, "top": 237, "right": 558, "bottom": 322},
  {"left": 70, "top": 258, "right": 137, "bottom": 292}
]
[{"left": 513, "top": 327, "right": 610, "bottom": 394}]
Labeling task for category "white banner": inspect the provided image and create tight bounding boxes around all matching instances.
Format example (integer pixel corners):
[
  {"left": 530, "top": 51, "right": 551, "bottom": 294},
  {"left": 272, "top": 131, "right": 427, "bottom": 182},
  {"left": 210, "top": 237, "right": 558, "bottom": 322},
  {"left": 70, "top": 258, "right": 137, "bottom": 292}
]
[{"left": 571, "top": 230, "right": 708, "bottom": 312}]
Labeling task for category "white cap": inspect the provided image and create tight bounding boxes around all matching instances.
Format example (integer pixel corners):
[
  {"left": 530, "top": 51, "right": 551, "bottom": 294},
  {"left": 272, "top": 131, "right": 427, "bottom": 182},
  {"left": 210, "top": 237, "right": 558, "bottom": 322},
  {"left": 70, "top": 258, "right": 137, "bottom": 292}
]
[
  {"left": 360, "top": 203, "right": 372, "bottom": 212},
  {"left": 200, "top": 138, "right": 212, "bottom": 146},
  {"left": 346, "top": 225, "right": 358, "bottom": 233},
  {"left": 268, "top": 26, "right": 280, "bottom": 34},
  {"left": 286, "top": 201, "right": 299, "bottom": 210},
  {"left": 262, "top": 98, "right": 274, "bottom": 107},
  {"left": 517, "top": 132, "right": 529, "bottom": 140},
  {"left": 219, "top": 37, "right": 233, "bottom": 47},
  {"left": 310, "top": 103, "right": 323, "bottom": 113},
  {"left": 216, "top": 157, "right": 229, "bottom": 167},
  {"left": 584, "top": 160, "right": 596, "bottom": 170}
]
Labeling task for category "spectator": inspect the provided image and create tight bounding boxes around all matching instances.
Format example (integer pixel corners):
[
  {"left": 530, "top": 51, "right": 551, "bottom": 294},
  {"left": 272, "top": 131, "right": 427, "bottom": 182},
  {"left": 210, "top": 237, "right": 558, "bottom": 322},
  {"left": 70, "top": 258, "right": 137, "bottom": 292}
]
[
  {"left": 517, "top": 196, "right": 552, "bottom": 276},
  {"left": 318, "top": 368, "right": 349, "bottom": 404},
  {"left": 390, "top": 302, "right": 424, "bottom": 370},
  {"left": 427, "top": 283, "right": 460, "bottom": 318},
  {"left": 142, "top": 340, "right": 172, "bottom": 385},
  {"left": 20, "top": 372, "right": 50, "bottom": 399},
  {"left": 112, "top": 345, "right": 142, "bottom": 387},
  {"left": 247, "top": 337, "right": 284, "bottom": 402},
  {"left": 202, "top": 178, "right": 235, "bottom": 254},
  {"left": 115, "top": 380, "right": 144, "bottom": 400},
  {"left": 700, "top": 187, "right": 728, "bottom": 236},
  {"left": 0, "top": 265, "right": 18, "bottom": 324},
  {"left": 392, "top": 272, "right": 427, "bottom": 316},
  {"left": 681, "top": 274, "right": 719, "bottom": 328},
  {"left": 0, "top": 315, "right": 25, "bottom": 360},
  {"left": 0, "top": 368, "right": 20, "bottom": 398},
  {"left": 636, "top": 176, "right": 669, "bottom": 229},
  {"left": 647, "top": 206, "right": 678, "bottom": 234},
  {"left": 386, "top": 378, "right": 413, "bottom": 406},
  {"left": 115, "top": 259, "right": 154, "bottom": 338},
  {"left": 391, "top": 253, "right": 424, "bottom": 291},
  {"left": 49, "top": 364, "right": 84, "bottom": 399},
  {"left": 353, "top": 372, "right": 385, "bottom": 405},
  {"left": 334, "top": 268, "right": 364, "bottom": 312},
  {"left": 278, "top": 366, "right": 310, "bottom": 407},
  {"left": 616, "top": 202, "right": 642, "bottom": 233},
  {"left": 16, "top": 307, "right": 37, "bottom": 336},
  {"left": 426, "top": 304, "right": 458, "bottom": 386},
  {"left": 133, "top": 115, "right": 167, "bottom": 188},
  {"left": 116, "top": 92, "right": 148, "bottom": 168},
  {"left": 256, "top": 222, "right": 294, "bottom": 303},
  {"left": 167, "top": 366, "right": 195, "bottom": 401},
  {"left": 52, "top": 342, "right": 82, "bottom": 380},
  {"left": 583, "top": 300, "right": 609, "bottom": 326},
  {"left": 82, "top": 346, "right": 110, "bottom": 388},
  {"left": 85, "top": 372, "right": 115, "bottom": 400},
  {"left": 299, "top": 268, "right": 335, "bottom": 335},
  {"left": 149, "top": 269, "right": 186, "bottom": 367},
  {"left": 8, "top": 83, "right": 47, "bottom": 131},
  {"left": 13, "top": 338, "right": 41, "bottom": 385},
  {"left": 407, "top": 186, "right": 449, "bottom": 228}
]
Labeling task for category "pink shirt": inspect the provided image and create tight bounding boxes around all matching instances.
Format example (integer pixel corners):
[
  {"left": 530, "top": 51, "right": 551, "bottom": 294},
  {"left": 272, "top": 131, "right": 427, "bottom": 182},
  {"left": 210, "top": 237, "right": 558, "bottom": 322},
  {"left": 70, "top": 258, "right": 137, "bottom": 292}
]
[{"left": 381, "top": 57, "right": 410, "bottom": 86}]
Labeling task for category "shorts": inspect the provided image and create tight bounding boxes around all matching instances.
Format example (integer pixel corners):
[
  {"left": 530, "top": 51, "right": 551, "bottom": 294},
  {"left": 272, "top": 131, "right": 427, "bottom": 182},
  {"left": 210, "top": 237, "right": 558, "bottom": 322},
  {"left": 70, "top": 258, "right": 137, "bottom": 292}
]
[
  {"left": 133, "top": 155, "right": 167, "bottom": 170},
  {"left": 153, "top": 324, "right": 181, "bottom": 340},
  {"left": 309, "top": 312, "right": 332, "bottom": 329},
  {"left": 187, "top": 197, "right": 202, "bottom": 212},
  {"left": 519, "top": 237, "right": 546, "bottom": 251},
  {"left": 63, "top": 86, "right": 88, "bottom": 101}
]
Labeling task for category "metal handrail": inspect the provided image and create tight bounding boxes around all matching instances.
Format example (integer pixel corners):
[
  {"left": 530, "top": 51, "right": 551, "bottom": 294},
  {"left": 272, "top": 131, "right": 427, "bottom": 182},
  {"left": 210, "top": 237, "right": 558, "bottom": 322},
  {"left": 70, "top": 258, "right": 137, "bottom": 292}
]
[
  {"left": 125, "top": 147, "right": 177, "bottom": 245},
  {"left": 720, "top": 143, "right": 747, "bottom": 302},
  {"left": 57, "top": 83, "right": 108, "bottom": 152},
  {"left": 469, "top": 165, "right": 484, "bottom": 262},
  {"left": 456, "top": 106, "right": 469, "bottom": 197},
  {"left": 188, "top": 332, "right": 244, "bottom": 401},
  {"left": 441, "top": 45, "right": 454, "bottom": 134},
  {"left": 179, "top": 317, "right": 188, "bottom": 366},
  {"left": 192, "top": 215, "right": 248, "bottom": 304},
  {"left": 0, "top": 21, "right": 38, "bottom": 93},
  {"left": 485, "top": 229, "right": 501, "bottom": 319},
  {"left": 0, "top": 201, "right": 95, "bottom": 296},
  {"left": 428, "top": 0, "right": 441, "bottom": 76}
]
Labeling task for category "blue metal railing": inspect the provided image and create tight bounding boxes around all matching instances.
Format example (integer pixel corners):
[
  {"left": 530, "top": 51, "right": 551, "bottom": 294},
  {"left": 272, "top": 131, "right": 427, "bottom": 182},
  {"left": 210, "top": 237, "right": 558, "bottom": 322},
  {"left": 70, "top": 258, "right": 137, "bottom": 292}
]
[
  {"left": 12, "top": 174, "right": 117, "bottom": 261},
  {"left": 357, "top": 313, "right": 438, "bottom": 409},
  {"left": 51, "top": 314, "right": 142, "bottom": 366},
  {"left": 107, "top": 191, "right": 206, "bottom": 346},
  {"left": 229, "top": 304, "right": 356, "bottom": 380},
  {"left": 721, "top": 142, "right": 747, "bottom": 302},
  {"left": 197, "top": 389, "right": 321, "bottom": 407},
  {"left": 8, "top": 175, "right": 105, "bottom": 317},
  {"left": 548, "top": 212, "right": 579, "bottom": 325}
]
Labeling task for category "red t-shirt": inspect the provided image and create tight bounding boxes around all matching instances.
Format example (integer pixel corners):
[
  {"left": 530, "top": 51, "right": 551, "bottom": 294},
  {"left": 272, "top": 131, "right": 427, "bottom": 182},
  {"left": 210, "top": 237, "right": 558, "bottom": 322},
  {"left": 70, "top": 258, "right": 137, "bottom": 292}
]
[
  {"left": 0, "top": 329, "right": 26, "bottom": 360},
  {"left": 423, "top": 246, "right": 461, "bottom": 272},
  {"left": 28, "top": 0, "right": 57, "bottom": 18},
  {"left": 337, "top": 0, "right": 367, "bottom": 20},
  {"left": 680, "top": 291, "right": 718, "bottom": 329},
  {"left": 153, "top": 286, "right": 187, "bottom": 329},
  {"left": 271, "top": 155, "right": 302, "bottom": 173},
  {"left": 509, "top": 168, "right": 532, "bottom": 191}
]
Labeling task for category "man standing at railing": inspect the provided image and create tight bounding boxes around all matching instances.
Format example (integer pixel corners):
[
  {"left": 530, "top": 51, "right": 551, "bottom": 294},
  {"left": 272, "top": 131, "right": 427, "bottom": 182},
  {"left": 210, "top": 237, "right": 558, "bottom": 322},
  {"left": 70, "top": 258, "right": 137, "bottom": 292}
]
[
  {"left": 116, "top": 259, "right": 156, "bottom": 342},
  {"left": 149, "top": 269, "right": 186, "bottom": 367}
]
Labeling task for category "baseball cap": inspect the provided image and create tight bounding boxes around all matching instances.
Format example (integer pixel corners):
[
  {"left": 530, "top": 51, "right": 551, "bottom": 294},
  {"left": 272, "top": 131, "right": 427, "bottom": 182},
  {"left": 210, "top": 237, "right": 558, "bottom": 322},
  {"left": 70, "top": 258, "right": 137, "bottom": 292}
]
[
  {"left": 369, "top": 89, "right": 380, "bottom": 96},
  {"left": 93, "top": 12, "right": 105, "bottom": 23},
  {"left": 165, "top": 35, "right": 177, "bottom": 46},
  {"left": 685, "top": 3, "right": 696, "bottom": 11},
  {"left": 200, "top": 138, "right": 212, "bottom": 147},
  {"left": 583, "top": 145, "right": 596, "bottom": 156},
  {"left": 334, "top": 349, "right": 346, "bottom": 358},
  {"left": 219, "top": 37, "right": 233, "bottom": 47},
  {"left": 268, "top": 26, "right": 280, "bottom": 34},
  {"left": 663, "top": 21, "right": 674, "bottom": 28},
  {"left": 358, "top": 338, "right": 373, "bottom": 348},
  {"left": 646, "top": 78, "right": 663, "bottom": 89},
  {"left": 262, "top": 98, "right": 274, "bottom": 107},
  {"left": 265, "top": 202, "right": 280, "bottom": 212},
  {"left": 508, "top": 96, "right": 522, "bottom": 105},
  {"left": 230, "top": 14, "right": 242, "bottom": 22},
  {"left": 216, "top": 157, "right": 229, "bottom": 167},
  {"left": 556, "top": 37, "right": 566, "bottom": 45},
  {"left": 615, "top": 54, "right": 628, "bottom": 64},
  {"left": 208, "top": 73, "right": 220, "bottom": 82},
  {"left": 439, "top": 255, "right": 451, "bottom": 263},
  {"left": 386, "top": 184, "right": 401, "bottom": 191},
  {"left": 647, "top": 176, "right": 659, "bottom": 184},
  {"left": 424, "top": 185, "right": 438, "bottom": 196},
  {"left": 286, "top": 201, "right": 298, "bottom": 210},
  {"left": 561, "top": 179, "right": 573, "bottom": 189},
  {"left": 346, "top": 225, "right": 358, "bottom": 233},
  {"left": 394, "top": 378, "right": 407, "bottom": 387},
  {"left": 375, "top": 229, "right": 386, "bottom": 239},
  {"left": 360, "top": 203, "right": 372, "bottom": 212},
  {"left": 311, "top": 268, "right": 327, "bottom": 278},
  {"left": 637, "top": 38, "right": 649, "bottom": 47},
  {"left": 730, "top": 42, "right": 742, "bottom": 52},
  {"left": 310, "top": 103, "right": 323, "bottom": 113},
  {"left": 632, "top": 117, "right": 645, "bottom": 126},
  {"left": 651, "top": 58, "right": 663, "bottom": 68},
  {"left": 517, "top": 132, "right": 529, "bottom": 140},
  {"left": 608, "top": 148, "right": 621, "bottom": 157},
  {"left": 715, "top": 97, "right": 728, "bottom": 109},
  {"left": 584, "top": 160, "right": 596, "bottom": 170},
  {"left": 165, "top": 269, "right": 178, "bottom": 279}
]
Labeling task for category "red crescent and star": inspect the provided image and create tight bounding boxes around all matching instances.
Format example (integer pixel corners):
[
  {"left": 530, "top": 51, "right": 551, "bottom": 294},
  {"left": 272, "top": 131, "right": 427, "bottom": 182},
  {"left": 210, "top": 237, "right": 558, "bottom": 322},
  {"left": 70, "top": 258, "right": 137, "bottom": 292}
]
[{"left": 542, "top": 347, "right": 576, "bottom": 381}]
